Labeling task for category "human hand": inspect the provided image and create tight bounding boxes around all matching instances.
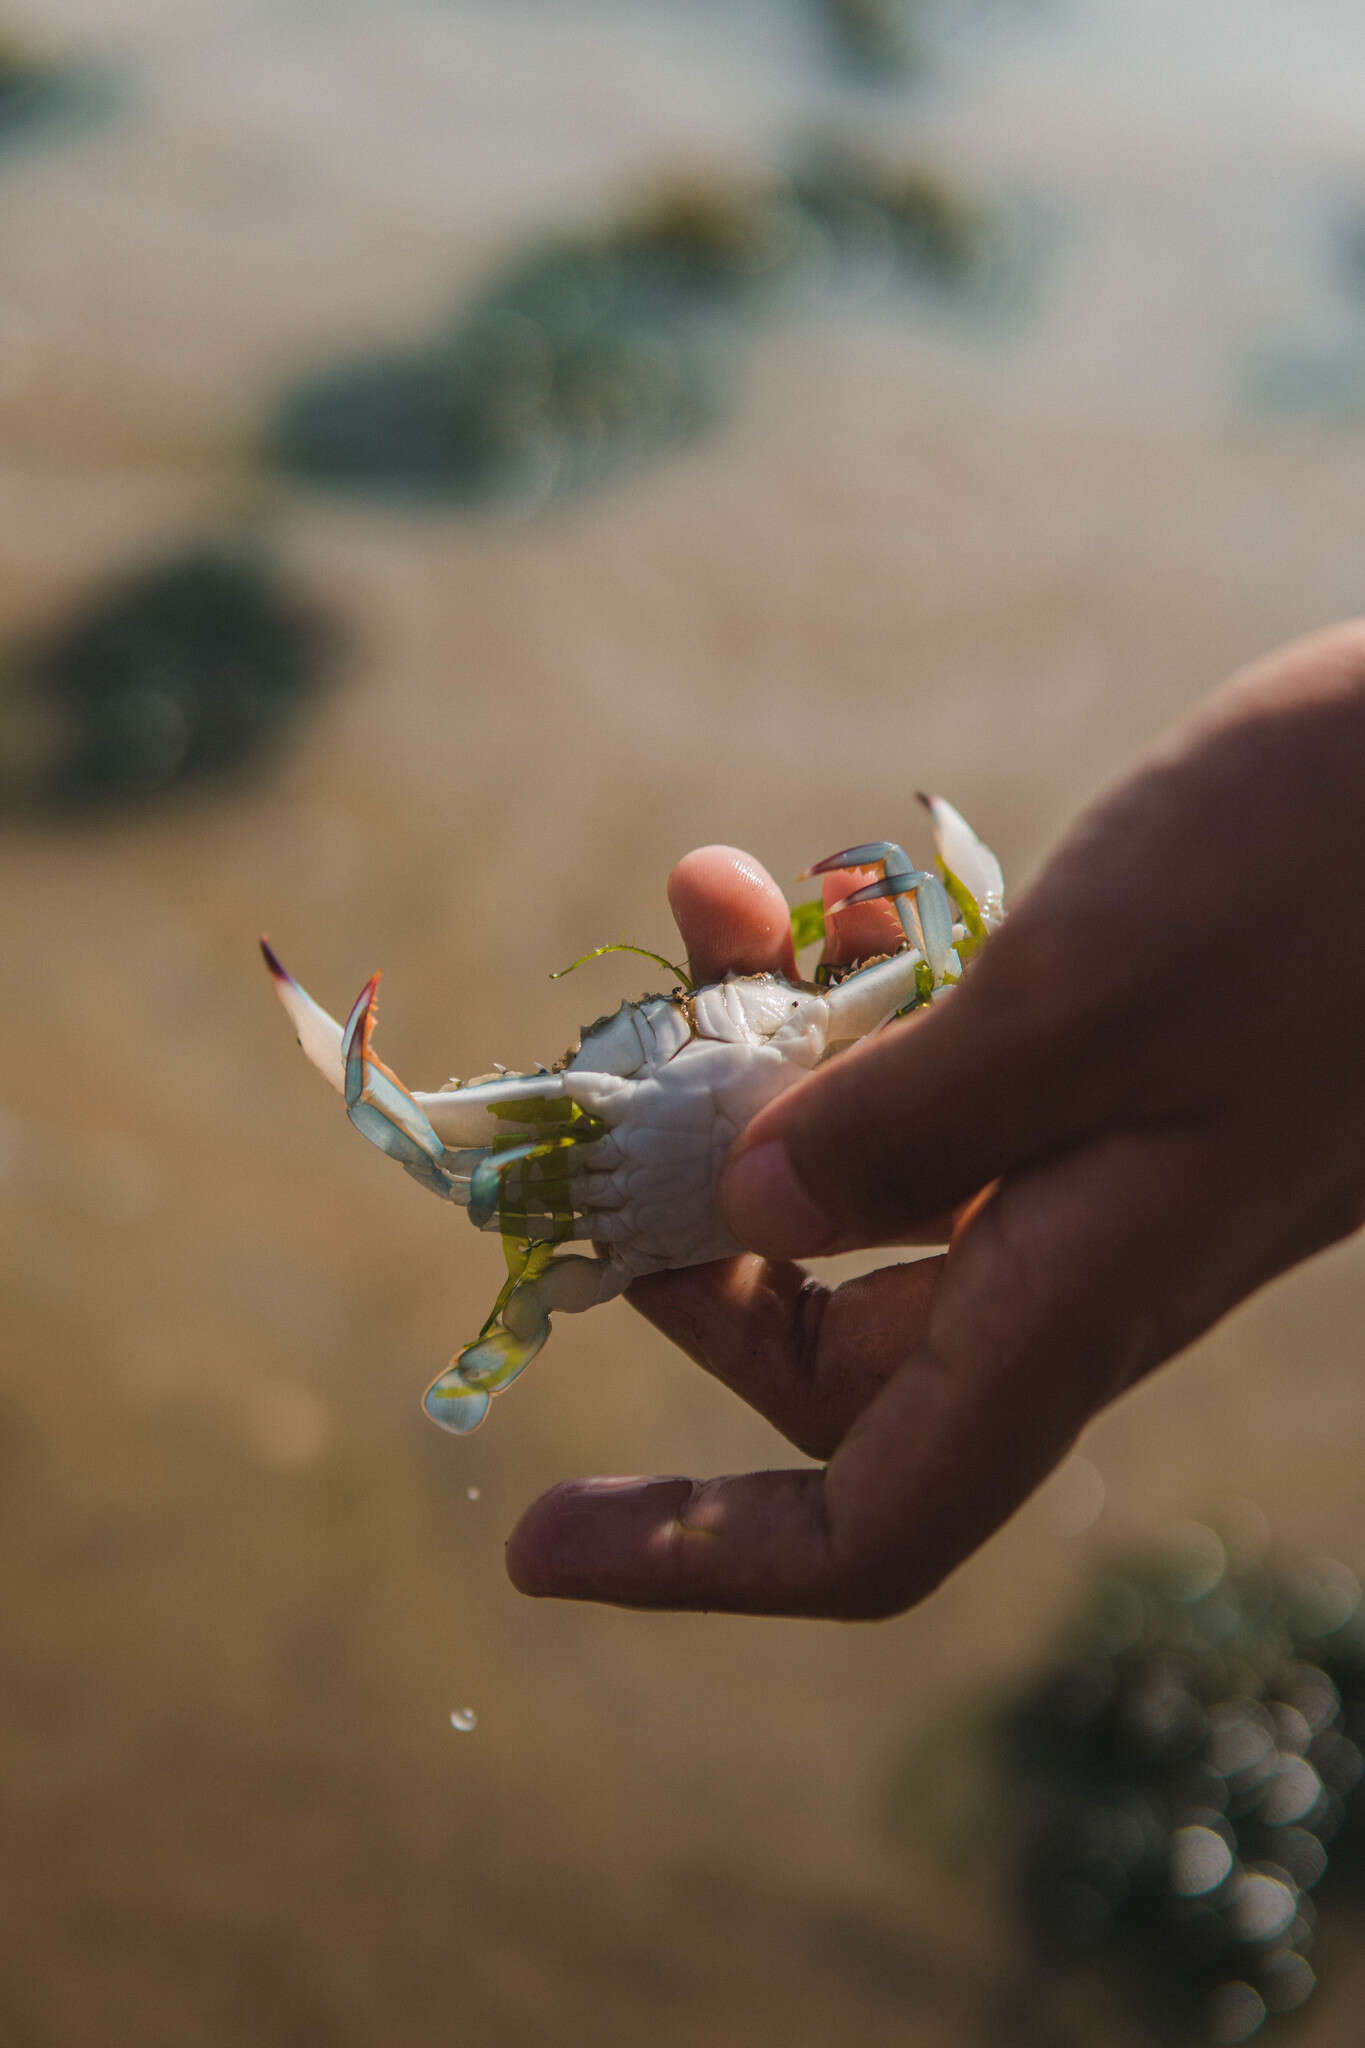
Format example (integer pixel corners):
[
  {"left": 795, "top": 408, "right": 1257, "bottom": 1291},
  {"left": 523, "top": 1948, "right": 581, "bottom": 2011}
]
[{"left": 507, "top": 623, "right": 1365, "bottom": 1619}]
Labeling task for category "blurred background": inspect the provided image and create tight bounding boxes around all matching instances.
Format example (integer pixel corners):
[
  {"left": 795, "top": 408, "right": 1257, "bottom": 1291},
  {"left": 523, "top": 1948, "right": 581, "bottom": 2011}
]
[{"left": 3, "top": 2, "right": 1365, "bottom": 2042}]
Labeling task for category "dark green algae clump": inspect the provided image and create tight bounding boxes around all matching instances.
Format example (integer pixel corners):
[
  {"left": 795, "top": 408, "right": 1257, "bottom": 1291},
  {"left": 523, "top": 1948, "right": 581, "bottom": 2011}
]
[
  {"left": 0, "top": 544, "right": 338, "bottom": 810},
  {"left": 268, "top": 156, "right": 997, "bottom": 508}
]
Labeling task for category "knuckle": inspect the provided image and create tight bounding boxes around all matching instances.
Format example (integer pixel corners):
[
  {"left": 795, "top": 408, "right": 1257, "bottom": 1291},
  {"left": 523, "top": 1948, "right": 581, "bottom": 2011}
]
[{"left": 825, "top": 1513, "right": 949, "bottom": 1621}]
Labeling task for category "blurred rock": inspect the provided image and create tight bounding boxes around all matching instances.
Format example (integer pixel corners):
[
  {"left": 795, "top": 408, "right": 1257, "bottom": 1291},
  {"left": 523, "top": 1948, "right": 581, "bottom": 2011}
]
[
  {"left": 816, "top": 0, "right": 927, "bottom": 80},
  {"left": 0, "top": 28, "right": 64, "bottom": 134},
  {"left": 0, "top": 26, "right": 112, "bottom": 154}
]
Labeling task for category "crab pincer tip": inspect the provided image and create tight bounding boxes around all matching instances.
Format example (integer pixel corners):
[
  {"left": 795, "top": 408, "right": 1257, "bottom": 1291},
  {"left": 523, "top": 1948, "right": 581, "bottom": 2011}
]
[
  {"left": 341, "top": 971, "right": 382, "bottom": 1045},
  {"left": 263, "top": 937, "right": 302, "bottom": 987}
]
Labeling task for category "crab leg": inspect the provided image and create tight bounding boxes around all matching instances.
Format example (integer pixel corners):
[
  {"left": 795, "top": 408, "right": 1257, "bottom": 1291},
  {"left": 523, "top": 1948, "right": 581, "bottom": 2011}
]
[
  {"left": 465, "top": 1134, "right": 585, "bottom": 1229},
  {"left": 819, "top": 946, "right": 932, "bottom": 1043},
  {"left": 264, "top": 947, "right": 632, "bottom": 1232},
  {"left": 421, "top": 1252, "right": 626, "bottom": 1434}
]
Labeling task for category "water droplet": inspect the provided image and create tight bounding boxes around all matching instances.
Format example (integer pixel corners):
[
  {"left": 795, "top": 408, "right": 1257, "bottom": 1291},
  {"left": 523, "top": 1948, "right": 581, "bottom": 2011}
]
[
  {"left": 466, "top": 1485, "right": 481, "bottom": 1502},
  {"left": 1041, "top": 1454, "right": 1105, "bottom": 1538},
  {"left": 1207, "top": 1699, "right": 1275, "bottom": 1781},
  {"left": 1280, "top": 1662, "right": 1340, "bottom": 1734},
  {"left": 1167, "top": 1520, "right": 1227, "bottom": 1600},
  {"left": 1260, "top": 1755, "right": 1322, "bottom": 1827},
  {"left": 1269, "top": 1701, "right": 1312, "bottom": 1755},
  {"left": 1259, "top": 1948, "right": 1316, "bottom": 2015},
  {"left": 1271, "top": 1827, "right": 1328, "bottom": 1892},
  {"left": 1312, "top": 1728, "right": 1362, "bottom": 1794},
  {"left": 1171, "top": 1823, "right": 1234, "bottom": 1897},
  {"left": 1221, "top": 1496, "right": 1272, "bottom": 1565},
  {"left": 1230, "top": 1869, "right": 1297, "bottom": 1944},
  {"left": 1294, "top": 1556, "right": 1360, "bottom": 1636},
  {"left": 1210, "top": 1979, "right": 1266, "bottom": 2044},
  {"left": 449, "top": 1707, "right": 477, "bottom": 1733}
]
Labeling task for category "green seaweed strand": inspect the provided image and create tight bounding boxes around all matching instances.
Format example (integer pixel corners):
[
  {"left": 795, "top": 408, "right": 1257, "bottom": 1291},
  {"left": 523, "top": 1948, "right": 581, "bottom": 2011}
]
[
  {"left": 789, "top": 899, "right": 826, "bottom": 953},
  {"left": 550, "top": 941, "right": 692, "bottom": 990},
  {"left": 938, "top": 862, "right": 987, "bottom": 962},
  {"left": 479, "top": 1095, "right": 607, "bottom": 1335}
]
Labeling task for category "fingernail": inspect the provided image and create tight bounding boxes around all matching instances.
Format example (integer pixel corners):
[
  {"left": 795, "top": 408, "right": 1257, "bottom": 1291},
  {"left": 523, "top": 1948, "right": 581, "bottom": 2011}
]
[{"left": 720, "top": 1138, "right": 836, "bottom": 1260}]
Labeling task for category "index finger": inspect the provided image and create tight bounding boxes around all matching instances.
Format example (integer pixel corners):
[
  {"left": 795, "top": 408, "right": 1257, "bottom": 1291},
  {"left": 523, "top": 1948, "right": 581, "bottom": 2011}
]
[
  {"left": 508, "top": 1120, "right": 1250, "bottom": 1616},
  {"left": 667, "top": 844, "right": 798, "bottom": 984}
]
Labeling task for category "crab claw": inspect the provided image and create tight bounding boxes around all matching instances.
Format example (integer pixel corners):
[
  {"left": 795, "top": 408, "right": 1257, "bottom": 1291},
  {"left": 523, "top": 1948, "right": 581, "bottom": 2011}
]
[
  {"left": 338, "top": 976, "right": 458, "bottom": 1199},
  {"left": 263, "top": 943, "right": 460, "bottom": 1198},
  {"left": 829, "top": 869, "right": 958, "bottom": 980},
  {"left": 261, "top": 938, "right": 347, "bottom": 1092},
  {"left": 918, "top": 792, "right": 1005, "bottom": 930},
  {"left": 805, "top": 842, "right": 926, "bottom": 880},
  {"left": 808, "top": 841, "right": 960, "bottom": 979}
]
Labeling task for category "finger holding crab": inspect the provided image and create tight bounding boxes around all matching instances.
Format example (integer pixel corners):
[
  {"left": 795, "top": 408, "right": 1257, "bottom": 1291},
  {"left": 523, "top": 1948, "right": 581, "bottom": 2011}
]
[
  {"left": 509, "top": 842, "right": 963, "bottom": 1615},
  {"left": 515, "top": 624, "right": 1365, "bottom": 1618},
  {"left": 505, "top": 813, "right": 1213, "bottom": 1619}
]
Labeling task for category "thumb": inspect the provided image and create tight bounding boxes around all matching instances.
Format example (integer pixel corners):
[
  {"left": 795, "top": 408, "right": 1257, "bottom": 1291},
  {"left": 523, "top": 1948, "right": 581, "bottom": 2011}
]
[{"left": 720, "top": 908, "right": 1116, "bottom": 1260}]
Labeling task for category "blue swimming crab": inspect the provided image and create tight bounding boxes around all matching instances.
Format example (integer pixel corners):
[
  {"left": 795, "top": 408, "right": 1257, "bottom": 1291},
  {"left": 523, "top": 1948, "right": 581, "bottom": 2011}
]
[{"left": 263, "top": 795, "right": 1003, "bottom": 1434}]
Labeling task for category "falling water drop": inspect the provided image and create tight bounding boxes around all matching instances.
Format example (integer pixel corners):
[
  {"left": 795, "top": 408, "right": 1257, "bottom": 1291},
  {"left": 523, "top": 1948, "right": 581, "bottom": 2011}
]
[{"left": 449, "top": 1707, "right": 478, "bottom": 1733}]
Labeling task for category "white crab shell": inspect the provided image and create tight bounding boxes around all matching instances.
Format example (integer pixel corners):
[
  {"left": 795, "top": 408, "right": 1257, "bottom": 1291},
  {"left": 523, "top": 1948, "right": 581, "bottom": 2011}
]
[{"left": 428, "top": 959, "right": 924, "bottom": 1278}]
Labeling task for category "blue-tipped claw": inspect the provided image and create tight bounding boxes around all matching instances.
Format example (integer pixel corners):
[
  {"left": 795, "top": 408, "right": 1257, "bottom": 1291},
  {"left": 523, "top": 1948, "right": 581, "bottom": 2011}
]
[
  {"left": 818, "top": 849, "right": 958, "bottom": 978},
  {"left": 826, "top": 870, "right": 935, "bottom": 910},
  {"left": 806, "top": 841, "right": 916, "bottom": 877}
]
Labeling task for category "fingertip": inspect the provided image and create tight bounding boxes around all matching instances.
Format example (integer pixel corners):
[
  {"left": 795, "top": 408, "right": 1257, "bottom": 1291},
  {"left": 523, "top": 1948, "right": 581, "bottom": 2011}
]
[
  {"left": 667, "top": 845, "right": 798, "bottom": 984},
  {"left": 507, "top": 1468, "right": 841, "bottom": 1614},
  {"left": 505, "top": 1475, "right": 695, "bottom": 1601}
]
